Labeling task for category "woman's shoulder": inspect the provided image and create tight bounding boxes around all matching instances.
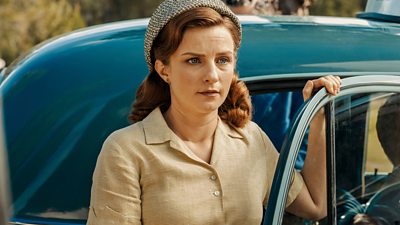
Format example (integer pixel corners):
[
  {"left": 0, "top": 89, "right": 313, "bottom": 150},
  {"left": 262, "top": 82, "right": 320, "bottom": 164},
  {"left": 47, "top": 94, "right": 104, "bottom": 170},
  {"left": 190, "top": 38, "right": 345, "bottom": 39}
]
[
  {"left": 239, "top": 120, "right": 264, "bottom": 135},
  {"left": 223, "top": 120, "right": 265, "bottom": 142},
  {"left": 104, "top": 107, "right": 170, "bottom": 150},
  {"left": 238, "top": 121, "right": 275, "bottom": 148},
  {"left": 105, "top": 122, "right": 146, "bottom": 147}
]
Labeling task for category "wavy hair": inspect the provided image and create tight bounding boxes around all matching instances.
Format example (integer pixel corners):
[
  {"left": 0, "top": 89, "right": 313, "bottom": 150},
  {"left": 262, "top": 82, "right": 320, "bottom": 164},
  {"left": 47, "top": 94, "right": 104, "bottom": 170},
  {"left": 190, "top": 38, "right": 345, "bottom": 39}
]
[{"left": 129, "top": 7, "right": 252, "bottom": 128}]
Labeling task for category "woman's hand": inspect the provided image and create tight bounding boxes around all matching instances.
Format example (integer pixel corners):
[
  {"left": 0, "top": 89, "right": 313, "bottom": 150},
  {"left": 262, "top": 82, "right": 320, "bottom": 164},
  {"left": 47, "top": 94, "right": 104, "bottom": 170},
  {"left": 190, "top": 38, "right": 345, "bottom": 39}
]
[{"left": 302, "top": 75, "right": 342, "bottom": 101}]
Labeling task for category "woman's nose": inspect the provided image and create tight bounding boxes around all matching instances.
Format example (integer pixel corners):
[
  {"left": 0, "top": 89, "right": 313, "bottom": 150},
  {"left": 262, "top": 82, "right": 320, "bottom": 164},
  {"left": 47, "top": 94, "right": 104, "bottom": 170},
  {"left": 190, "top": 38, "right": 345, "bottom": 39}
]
[{"left": 203, "top": 62, "right": 219, "bottom": 83}]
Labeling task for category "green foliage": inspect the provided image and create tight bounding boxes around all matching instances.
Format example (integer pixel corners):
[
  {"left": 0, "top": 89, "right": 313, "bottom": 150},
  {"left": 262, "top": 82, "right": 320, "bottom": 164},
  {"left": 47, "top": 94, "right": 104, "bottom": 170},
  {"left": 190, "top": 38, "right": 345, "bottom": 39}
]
[
  {"left": 0, "top": 0, "right": 85, "bottom": 65},
  {"left": 310, "top": 0, "right": 367, "bottom": 17},
  {"left": 68, "top": 0, "right": 164, "bottom": 25}
]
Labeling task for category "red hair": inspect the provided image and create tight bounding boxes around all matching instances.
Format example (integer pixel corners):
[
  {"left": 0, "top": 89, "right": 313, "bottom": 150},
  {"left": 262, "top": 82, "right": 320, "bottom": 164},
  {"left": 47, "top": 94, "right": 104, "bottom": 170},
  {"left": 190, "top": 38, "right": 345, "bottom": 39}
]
[{"left": 129, "top": 7, "right": 252, "bottom": 128}]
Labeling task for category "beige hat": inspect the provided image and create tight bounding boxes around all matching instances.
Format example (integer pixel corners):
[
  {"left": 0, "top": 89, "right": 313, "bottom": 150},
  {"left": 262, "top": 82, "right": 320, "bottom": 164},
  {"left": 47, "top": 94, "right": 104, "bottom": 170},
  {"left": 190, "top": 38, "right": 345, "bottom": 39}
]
[{"left": 144, "top": 0, "right": 242, "bottom": 72}]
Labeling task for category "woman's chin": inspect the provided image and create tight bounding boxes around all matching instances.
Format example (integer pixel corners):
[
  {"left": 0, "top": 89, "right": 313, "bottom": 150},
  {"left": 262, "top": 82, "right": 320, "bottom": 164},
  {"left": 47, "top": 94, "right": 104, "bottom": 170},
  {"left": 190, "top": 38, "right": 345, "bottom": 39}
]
[{"left": 196, "top": 102, "right": 223, "bottom": 114}]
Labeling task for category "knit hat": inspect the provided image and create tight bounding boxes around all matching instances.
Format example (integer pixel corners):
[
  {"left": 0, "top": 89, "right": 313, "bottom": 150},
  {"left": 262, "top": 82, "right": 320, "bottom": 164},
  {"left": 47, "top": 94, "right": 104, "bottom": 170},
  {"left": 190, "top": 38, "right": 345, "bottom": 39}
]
[{"left": 144, "top": 0, "right": 242, "bottom": 71}]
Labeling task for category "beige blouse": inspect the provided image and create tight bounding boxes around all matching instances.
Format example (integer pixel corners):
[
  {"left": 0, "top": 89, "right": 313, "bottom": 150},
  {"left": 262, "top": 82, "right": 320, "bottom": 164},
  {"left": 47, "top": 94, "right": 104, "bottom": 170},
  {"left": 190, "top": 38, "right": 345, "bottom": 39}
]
[{"left": 86, "top": 107, "right": 303, "bottom": 225}]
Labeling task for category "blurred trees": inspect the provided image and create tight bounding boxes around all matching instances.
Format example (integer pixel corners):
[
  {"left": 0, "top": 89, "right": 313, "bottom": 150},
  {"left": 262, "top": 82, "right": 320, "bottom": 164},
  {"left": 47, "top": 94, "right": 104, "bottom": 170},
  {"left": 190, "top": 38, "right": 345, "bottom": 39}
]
[
  {"left": 279, "top": 0, "right": 313, "bottom": 16},
  {"left": 0, "top": 0, "right": 368, "bottom": 65},
  {"left": 67, "top": 0, "right": 163, "bottom": 25},
  {"left": 310, "top": 0, "right": 368, "bottom": 17},
  {"left": 0, "top": 0, "right": 85, "bottom": 65},
  {"left": 255, "top": 0, "right": 366, "bottom": 16},
  {"left": 255, "top": 0, "right": 313, "bottom": 16}
]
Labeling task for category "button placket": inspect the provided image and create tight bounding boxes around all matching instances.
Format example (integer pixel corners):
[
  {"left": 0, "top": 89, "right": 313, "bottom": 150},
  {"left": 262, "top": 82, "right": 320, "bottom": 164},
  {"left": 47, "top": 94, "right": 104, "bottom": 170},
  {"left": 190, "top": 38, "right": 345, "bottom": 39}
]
[
  {"left": 209, "top": 173, "right": 222, "bottom": 198},
  {"left": 210, "top": 174, "right": 217, "bottom": 181}
]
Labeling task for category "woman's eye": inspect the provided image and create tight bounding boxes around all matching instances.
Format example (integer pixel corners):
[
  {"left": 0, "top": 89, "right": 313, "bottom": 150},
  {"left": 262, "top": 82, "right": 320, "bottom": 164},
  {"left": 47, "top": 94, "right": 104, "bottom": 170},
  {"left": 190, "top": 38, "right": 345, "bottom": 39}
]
[
  {"left": 187, "top": 58, "right": 200, "bottom": 64},
  {"left": 217, "top": 57, "right": 230, "bottom": 64}
]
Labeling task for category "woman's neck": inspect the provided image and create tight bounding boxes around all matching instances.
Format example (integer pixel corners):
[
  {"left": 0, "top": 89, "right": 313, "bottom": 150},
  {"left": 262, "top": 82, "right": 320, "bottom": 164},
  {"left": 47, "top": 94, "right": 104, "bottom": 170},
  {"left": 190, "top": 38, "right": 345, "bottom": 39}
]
[{"left": 163, "top": 106, "right": 218, "bottom": 143}]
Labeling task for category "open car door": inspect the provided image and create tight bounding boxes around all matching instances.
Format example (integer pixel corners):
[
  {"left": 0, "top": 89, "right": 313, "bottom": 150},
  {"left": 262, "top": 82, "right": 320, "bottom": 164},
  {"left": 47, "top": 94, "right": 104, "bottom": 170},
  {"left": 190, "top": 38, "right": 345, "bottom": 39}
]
[{"left": 263, "top": 75, "right": 400, "bottom": 225}]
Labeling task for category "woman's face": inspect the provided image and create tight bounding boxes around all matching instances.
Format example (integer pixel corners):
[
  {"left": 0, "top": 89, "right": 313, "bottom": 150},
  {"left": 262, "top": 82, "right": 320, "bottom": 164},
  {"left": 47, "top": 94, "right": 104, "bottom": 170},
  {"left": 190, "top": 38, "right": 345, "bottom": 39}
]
[{"left": 156, "top": 25, "right": 236, "bottom": 116}]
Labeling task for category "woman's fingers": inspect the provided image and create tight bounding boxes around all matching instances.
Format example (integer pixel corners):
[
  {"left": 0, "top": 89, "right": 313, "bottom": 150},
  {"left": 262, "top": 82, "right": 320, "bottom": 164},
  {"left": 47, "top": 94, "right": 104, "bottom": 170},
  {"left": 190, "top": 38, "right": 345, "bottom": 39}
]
[
  {"left": 323, "top": 75, "right": 341, "bottom": 94},
  {"left": 302, "top": 80, "right": 314, "bottom": 101},
  {"left": 302, "top": 75, "right": 342, "bottom": 101}
]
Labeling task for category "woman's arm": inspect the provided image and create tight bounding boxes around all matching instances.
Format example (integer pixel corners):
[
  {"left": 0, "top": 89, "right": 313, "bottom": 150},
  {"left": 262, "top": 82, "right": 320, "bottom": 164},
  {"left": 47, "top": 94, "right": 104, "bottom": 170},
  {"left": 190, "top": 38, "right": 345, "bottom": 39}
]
[{"left": 286, "top": 75, "right": 341, "bottom": 220}]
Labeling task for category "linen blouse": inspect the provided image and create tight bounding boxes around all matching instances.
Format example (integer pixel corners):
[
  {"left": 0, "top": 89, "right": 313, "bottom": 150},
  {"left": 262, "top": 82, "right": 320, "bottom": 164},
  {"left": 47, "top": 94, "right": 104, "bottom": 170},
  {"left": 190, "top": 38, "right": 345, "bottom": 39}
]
[{"left": 86, "top": 107, "right": 303, "bottom": 225}]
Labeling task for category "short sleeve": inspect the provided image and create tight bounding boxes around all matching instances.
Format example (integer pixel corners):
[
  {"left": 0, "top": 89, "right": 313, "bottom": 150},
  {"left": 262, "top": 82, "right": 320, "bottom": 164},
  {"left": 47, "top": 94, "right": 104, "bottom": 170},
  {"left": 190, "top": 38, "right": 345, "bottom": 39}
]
[
  {"left": 86, "top": 135, "right": 142, "bottom": 225},
  {"left": 286, "top": 170, "right": 304, "bottom": 207},
  {"left": 256, "top": 124, "right": 304, "bottom": 208}
]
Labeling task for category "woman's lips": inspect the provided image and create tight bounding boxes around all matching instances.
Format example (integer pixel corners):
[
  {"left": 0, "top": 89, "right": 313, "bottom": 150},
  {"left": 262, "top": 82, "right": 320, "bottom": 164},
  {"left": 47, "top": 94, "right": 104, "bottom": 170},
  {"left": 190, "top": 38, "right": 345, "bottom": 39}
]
[{"left": 198, "top": 90, "right": 219, "bottom": 96}]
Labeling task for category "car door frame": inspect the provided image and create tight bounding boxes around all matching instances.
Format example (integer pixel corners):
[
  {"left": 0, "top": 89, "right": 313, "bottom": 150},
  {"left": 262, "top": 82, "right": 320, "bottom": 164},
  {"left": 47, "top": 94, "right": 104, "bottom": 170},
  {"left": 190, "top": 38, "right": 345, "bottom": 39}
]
[{"left": 246, "top": 74, "right": 400, "bottom": 225}]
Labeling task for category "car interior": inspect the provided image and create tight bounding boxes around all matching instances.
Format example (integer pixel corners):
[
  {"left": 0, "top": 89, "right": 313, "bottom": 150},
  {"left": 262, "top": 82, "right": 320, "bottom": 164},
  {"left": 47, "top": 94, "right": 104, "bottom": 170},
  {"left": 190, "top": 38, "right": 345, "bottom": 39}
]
[{"left": 334, "top": 93, "right": 400, "bottom": 225}]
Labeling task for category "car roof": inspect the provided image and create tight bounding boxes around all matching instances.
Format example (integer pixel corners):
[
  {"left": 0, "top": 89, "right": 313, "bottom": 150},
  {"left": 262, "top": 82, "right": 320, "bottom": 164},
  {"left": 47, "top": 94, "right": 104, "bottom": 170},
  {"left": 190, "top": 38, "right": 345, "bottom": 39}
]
[
  {"left": 4, "top": 15, "right": 400, "bottom": 82},
  {"left": 238, "top": 15, "right": 400, "bottom": 77}
]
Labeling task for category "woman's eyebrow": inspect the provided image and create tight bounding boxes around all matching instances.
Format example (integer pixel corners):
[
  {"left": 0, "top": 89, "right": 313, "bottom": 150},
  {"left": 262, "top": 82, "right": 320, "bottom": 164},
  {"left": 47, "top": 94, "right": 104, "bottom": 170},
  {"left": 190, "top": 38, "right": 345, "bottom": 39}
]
[
  {"left": 181, "top": 51, "right": 233, "bottom": 56},
  {"left": 216, "top": 51, "right": 234, "bottom": 56},
  {"left": 180, "top": 52, "right": 205, "bottom": 57}
]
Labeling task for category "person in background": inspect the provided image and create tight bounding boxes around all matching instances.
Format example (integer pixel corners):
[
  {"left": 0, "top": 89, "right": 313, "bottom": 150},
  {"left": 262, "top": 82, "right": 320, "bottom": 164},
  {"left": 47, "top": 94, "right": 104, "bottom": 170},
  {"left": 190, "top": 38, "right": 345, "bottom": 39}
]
[
  {"left": 336, "top": 93, "right": 400, "bottom": 225},
  {"left": 376, "top": 93, "right": 400, "bottom": 186},
  {"left": 224, "top": 0, "right": 312, "bottom": 16},
  {"left": 0, "top": 58, "right": 5, "bottom": 73},
  {"left": 87, "top": 0, "right": 341, "bottom": 224},
  {"left": 224, "top": 0, "right": 259, "bottom": 14}
]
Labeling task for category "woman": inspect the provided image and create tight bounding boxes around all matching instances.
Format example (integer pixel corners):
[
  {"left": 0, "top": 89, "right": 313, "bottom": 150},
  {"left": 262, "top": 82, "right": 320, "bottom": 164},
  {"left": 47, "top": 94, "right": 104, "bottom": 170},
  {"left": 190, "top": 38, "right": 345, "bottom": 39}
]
[{"left": 86, "top": 0, "right": 341, "bottom": 224}]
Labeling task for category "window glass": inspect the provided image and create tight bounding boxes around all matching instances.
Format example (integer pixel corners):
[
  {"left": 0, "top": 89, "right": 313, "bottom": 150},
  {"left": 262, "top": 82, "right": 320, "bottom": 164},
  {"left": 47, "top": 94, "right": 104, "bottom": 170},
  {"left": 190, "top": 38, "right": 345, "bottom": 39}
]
[
  {"left": 335, "top": 92, "right": 400, "bottom": 225},
  {"left": 251, "top": 91, "right": 306, "bottom": 169},
  {"left": 365, "top": 96, "right": 393, "bottom": 174}
]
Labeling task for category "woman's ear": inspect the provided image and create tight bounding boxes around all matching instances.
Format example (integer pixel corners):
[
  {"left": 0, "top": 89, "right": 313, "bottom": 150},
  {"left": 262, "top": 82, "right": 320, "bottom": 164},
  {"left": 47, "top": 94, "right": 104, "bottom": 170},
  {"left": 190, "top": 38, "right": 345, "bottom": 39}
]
[{"left": 155, "top": 59, "right": 170, "bottom": 84}]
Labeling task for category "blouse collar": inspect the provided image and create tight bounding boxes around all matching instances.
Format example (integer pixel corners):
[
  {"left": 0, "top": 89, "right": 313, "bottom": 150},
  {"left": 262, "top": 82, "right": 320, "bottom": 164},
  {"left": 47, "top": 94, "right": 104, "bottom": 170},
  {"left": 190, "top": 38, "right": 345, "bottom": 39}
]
[{"left": 142, "top": 107, "right": 246, "bottom": 145}]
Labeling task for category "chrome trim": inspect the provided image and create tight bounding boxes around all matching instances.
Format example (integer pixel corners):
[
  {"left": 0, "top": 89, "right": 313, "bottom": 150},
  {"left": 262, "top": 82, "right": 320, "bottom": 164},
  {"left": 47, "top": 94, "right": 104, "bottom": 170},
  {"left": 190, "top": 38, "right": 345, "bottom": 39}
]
[
  {"left": 240, "top": 72, "right": 400, "bottom": 83},
  {"left": 8, "top": 223, "right": 36, "bottom": 225},
  {"left": 326, "top": 101, "right": 337, "bottom": 224}
]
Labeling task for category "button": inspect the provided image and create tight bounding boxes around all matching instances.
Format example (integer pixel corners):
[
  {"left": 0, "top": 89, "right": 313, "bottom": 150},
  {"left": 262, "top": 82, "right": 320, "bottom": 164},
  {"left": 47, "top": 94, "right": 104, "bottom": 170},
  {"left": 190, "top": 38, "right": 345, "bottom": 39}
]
[
  {"left": 213, "top": 191, "right": 220, "bottom": 197},
  {"left": 210, "top": 175, "right": 217, "bottom": 181}
]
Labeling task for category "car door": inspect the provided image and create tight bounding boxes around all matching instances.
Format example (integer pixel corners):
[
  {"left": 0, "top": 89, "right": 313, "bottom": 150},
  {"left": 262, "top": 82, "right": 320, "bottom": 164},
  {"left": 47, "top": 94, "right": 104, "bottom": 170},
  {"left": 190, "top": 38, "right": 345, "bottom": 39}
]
[{"left": 251, "top": 75, "right": 400, "bottom": 225}]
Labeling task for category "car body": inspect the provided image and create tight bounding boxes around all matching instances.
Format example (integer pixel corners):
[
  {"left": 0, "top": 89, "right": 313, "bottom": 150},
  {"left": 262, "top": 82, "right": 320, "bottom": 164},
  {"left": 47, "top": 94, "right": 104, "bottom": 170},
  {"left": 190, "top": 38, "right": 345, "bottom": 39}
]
[{"left": 1, "top": 1, "right": 400, "bottom": 224}]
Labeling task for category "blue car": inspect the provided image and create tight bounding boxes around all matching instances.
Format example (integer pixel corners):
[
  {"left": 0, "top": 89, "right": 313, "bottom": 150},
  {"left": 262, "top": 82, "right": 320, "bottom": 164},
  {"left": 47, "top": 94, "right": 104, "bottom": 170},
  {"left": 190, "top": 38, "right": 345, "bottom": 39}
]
[{"left": 1, "top": 0, "right": 400, "bottom": 224}]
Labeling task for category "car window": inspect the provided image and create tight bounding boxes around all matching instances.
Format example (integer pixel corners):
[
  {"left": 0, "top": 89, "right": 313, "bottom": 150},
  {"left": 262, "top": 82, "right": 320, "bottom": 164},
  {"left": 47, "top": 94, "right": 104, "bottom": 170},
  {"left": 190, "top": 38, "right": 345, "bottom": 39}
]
[
  {"left": 251, "top": 91, "right": 305, "bottom": 170},
  {"left": 335, "top": 92, "right": 400, "bottom": 225}
]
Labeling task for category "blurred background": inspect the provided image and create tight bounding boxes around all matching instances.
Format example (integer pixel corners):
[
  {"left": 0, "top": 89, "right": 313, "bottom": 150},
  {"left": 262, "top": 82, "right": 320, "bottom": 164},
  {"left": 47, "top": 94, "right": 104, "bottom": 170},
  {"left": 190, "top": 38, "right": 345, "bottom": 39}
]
[{"left": 0, "top": 0, "right": 367, "bottom": 67}]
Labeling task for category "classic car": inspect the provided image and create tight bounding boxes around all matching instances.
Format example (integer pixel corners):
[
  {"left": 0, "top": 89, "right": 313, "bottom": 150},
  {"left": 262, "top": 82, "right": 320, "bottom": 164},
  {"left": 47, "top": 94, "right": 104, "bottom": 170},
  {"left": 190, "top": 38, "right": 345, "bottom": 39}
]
[{"left": 1, "top": 0, "right": 400, "bottom": 224}]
